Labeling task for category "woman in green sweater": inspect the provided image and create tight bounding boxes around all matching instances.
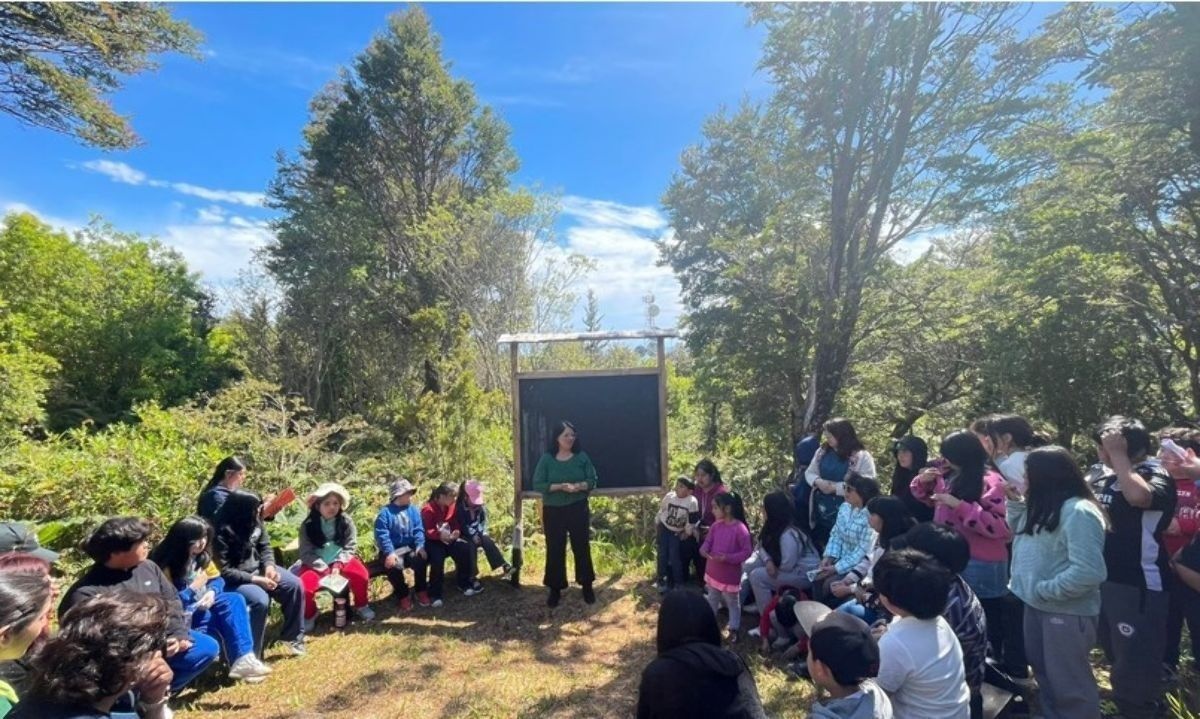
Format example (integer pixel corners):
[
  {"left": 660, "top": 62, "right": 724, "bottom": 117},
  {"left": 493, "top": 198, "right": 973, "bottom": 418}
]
[
  {"left": 1005, "top": 446, "right": 1107, "bottom": 719},
  {"left": 533, "top": 420, "right": 598, "bottom": 607}
]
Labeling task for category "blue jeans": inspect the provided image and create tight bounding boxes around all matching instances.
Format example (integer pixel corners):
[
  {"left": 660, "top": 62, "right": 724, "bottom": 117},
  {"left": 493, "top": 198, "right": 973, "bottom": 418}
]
[
  {"left": 656, "top": 525, "right": 685, "bottom": 586},
  {"left": 836, "top": 598, "right": 878, "bottom": 624},
  {"left": 962, "top": 558, "right": 1009, "bottom": 600},
  {"left": 228, "top": 569, "right": 304, "bottom": 655},
  {"left": 167, "top": 629, "right": 220, "bottom": 692},
  {"left": 192, "top": 589, "right": 255, "bottom": 661}
]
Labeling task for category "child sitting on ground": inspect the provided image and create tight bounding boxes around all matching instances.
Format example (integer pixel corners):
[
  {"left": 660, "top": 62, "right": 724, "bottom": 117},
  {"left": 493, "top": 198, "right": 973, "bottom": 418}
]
[
  {"left": 457, "top": 480, "right": 512, "bottom": 578},
  {"left": 656, "top": 476, "right": 700, "bottom": 592},
  {"left": 297, "top": 483, "right": 375, "bottom": 632},
  {"left": 813, "top": 474, "right": 880, "bottom": 605},
  {"left": 701, "top": 492, "right": 754, "bottom": 643},
  {"left": 793, "top": 601, "right": 894, "bottom": 719},
  {"left": 374, "top": 477, "right": 430, "bottom": 610}
]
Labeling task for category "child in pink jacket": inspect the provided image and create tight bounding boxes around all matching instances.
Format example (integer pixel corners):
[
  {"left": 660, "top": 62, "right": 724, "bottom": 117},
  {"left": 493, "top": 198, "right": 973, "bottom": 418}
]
[{"left": 700, "top": 492, "right": 755, "bottom": 642}]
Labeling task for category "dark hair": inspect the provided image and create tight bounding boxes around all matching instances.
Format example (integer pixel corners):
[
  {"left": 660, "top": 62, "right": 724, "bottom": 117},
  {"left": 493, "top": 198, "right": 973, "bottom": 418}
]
[
  {"left": 759, "top": 491, "right": 806, "bottom": 566},
  {"left": 213, "top": 490, "right": 264, "bottom": 554},
  {"left": 1022, "top": 446, "right": 1104, "bottom": 535},
  {"left": 27, "top": 592, "right": 168, "bottom": 705},
  {"left": 428, "top": 482, "right": 457, "bottom": 505},
  {"left": 987, "top": 415, "right": 1047, "bottom": 453},
  {"left": 969, "top": 416, "right": 994, "bottom": 436},
  {"left": 546, "top": 421, "right": 580, "bottom": 455},
  {"left": 302, "top": 501, "right": 351, "bottom": 551},
  {"left": 149, "top": 516, "right": 213, "bottom": 586},
  {"left": 824, "top": 418, "right": 865, "bottom": 460},
  {"left": 891, "top": 436, "right": 929, "bottom": 485},
  {"left": 1160, "top": 427, "right": 1200, "bottom": 455},
  {"left": 893, "top": 522, "right": 970, "bottom": 574},
  {"left": 713, "top": 492, "right": 748, "bottom": 529},
  {"left": 656, "top": 589, "right": 721, "bottom": 653},
  {"left": 695, "top": 458, "right": 723, "bottom": 485},
  {"left": 873, "top": 548, "right": 952, "bottom": 620},
  {"left": 0, "top": 560, "right": 53, "bottom": 639},
  {"left": 203, "top": 456, "right": 246, "bottom": 493},
  {"left": 846, "top": 473, "right": 881, "bottom": 504},
  {"left": 1092, "top": 415, "right": 1153, "bottom": 461},
  {"left": 865, "top": 496, "right": 916, "bottom": 548},
  {"left": 84, "top": 518, "right": 150, "bottom": 563},
  {"left": 939, "top": 431, "right": 989, "bottom": 504}
]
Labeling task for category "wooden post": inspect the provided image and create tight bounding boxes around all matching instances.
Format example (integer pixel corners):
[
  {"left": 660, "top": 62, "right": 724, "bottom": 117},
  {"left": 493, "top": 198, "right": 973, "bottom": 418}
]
[
  {"left": 656, "top": 336, "right": 668, "bottom": 489},
  {"left": 509, "top": 341, "right": 524, "bottom": 586}
]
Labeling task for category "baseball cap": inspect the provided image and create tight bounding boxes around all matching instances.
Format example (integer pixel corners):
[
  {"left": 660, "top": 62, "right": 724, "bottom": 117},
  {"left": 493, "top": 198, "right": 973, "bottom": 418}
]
[
  {"left": 389, "top": 478, "right": 416, "bottom": 499},
  {"left": 793, "top": 601, "right": 880, "bottom": 686},
  {"left": 0, "top": 522, "right": 60, "bottom": 563},
  {"left": 464, "top": 480, "right": 484, "bottom": 506}
]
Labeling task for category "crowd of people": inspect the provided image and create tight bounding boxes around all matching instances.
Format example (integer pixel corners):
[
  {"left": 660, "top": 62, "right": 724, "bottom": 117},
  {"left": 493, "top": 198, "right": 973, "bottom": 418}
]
[
  {"left": 0, "top": 462, "right": 511, "bottom": 718},
  {"left": 640, "top": 414, "right": 1200, "bottom": 719}
]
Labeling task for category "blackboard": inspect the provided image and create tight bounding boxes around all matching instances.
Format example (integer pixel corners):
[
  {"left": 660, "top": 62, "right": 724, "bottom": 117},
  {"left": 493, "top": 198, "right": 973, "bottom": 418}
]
[{"left": 518, "top": 371, "right": 664, "bottom": 494}]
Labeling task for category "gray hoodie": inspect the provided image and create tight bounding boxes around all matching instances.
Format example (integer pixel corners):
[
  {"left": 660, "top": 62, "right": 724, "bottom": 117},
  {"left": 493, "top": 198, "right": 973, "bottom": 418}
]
[{"left": 809, "top": 682, "right": 894, "bottom": 719}]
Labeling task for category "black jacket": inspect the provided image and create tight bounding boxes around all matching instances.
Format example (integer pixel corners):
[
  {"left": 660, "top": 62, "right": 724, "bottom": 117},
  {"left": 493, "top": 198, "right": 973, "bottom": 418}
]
[
  {"left": 59, "top": 561, "right": 189, "bottom": 641},
  {"left": 636, "top": 642, "right": 768, "bottom": 719},
  {"left": 214, "top": 522, "right": 275, "bottom": 584},
  {"left": 891, "top": 435, "right": 934, "bottom": 523}
]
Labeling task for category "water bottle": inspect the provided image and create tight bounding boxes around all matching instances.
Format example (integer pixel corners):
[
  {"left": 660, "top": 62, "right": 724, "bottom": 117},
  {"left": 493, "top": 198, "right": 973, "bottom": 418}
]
[{"left": 334, "top": 595, "right": 347, "bottom": 629}]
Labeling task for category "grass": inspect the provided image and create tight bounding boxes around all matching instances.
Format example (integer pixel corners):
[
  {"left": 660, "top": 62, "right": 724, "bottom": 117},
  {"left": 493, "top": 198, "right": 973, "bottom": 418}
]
[{"left": 173, "top": 552, "right": 817, "bottom": 719}]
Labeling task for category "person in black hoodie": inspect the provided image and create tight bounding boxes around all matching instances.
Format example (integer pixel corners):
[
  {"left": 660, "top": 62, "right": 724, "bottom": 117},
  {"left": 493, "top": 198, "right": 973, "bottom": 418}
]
[
  {"left": 890, "top": 436, "right": 933, "bottom": 523},
  {"left": 59, "top": 517, "right": 219, "bottom": 694},
  {"left": 636, "top": 589, "right": 767, "bottom": 719},
  {"left": 212, "top": 491, "right": 305, "bottom": 657}
]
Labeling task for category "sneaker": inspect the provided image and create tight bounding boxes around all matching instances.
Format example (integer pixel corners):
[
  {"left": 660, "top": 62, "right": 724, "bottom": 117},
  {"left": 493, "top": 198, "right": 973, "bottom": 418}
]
[
  {"left": 471, "top": 580, "right": 484, "bottom": 593},
  {"left": 656, "top": 579, "right": 669, "bottom": 594},
  {"left": 228, "top": 653, "right": 271, "bottom": 683},
  {"left": 498, "top": 563, "right": 513, "bottom": 577},
  {"left": 431, "top": 598, "right": 444, "bottom": 608},
  {"left": 582, "top": 584, "right": 596, "bottom": 604},
  {"left": 302, "top": 615, "right": 316, "bottom": 634},
  {"left": 463, "top": 586, "right": 480, "bottom": 597},
  {"left": 398, "top": 595, "right": 413, "bottom": 611},
  {"left": 747, "top": 627, "right": 762, "bottom": 639},
  {"left": 249, "top": 655, "right": 273, "bottom": 674},
  {"left": 416, "top": 591, "right": 432, "bottom": 607},
  {"left": 548, "top": 588, "right": 561, "bottom": 607},
  {"left": 356, "top": 605, "right": 376, "bottom": 621},
  {"left": 285, "top": 638, "right": 307, "bottom": 657},
  {"left": 742, "top": 603, "right": 760, "bottom": 615},
  {"left": 772, "top": 635, "right": 793, "bottom": 649}
]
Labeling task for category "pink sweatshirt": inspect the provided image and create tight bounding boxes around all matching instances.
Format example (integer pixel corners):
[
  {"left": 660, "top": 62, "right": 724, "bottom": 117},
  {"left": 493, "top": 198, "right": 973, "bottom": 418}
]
[
  {"left": 911, "top": 469, "right": 1012, "bottom": 562},
  {"left": 700, "top": 518, "right": 754, "bottom": 588}
]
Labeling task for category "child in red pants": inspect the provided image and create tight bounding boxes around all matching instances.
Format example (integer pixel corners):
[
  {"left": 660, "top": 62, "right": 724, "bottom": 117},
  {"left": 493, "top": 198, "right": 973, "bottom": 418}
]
[{"left": 298, "top": 483, "right": 375, "bottom": 631}]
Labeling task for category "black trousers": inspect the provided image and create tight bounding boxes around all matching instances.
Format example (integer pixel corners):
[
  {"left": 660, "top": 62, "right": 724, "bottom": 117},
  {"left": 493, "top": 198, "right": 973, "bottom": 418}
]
[
  {"left": 982, "top": 593, "right": 1028, "bottom": 677},
  {"left": 543, "top": 500, "right": 595, "bottom": 590},
  {"left": 475, "top": 535, "right": 508, "bottom": 571},
  {"left": 427, "top": 539, "right": 475, "bottom": 599},
  {"left": 681, "top": 534, "right": 705, "bottom": 583},
  {"left": 379, "top": 551, "right": 428, "bottom": 598},
  {"left": 1166, "top": 576, "right": 1200, "bottom": 669}
]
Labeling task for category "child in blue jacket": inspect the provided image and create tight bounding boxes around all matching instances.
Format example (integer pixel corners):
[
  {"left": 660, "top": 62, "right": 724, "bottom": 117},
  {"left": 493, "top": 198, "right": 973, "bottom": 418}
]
[
  {"left": 457, "top": 479, "right": 512, "bottom": 577},
  {"left": 374, "top": 477, "right": 430, "bottom": 610}
]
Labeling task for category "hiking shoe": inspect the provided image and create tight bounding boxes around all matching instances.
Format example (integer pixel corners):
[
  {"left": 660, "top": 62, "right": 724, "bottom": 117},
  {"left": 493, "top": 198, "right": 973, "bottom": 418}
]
[
  {"left": 582, "top": 584, "right": 596, "bottom": 604},
  {"left": 285, "top": 638, "right": 307, "bottom": 656},
  {"left": 548, "top": 588, "right": 561, "bottom": 607},
  {"left": 416, "top": 591, "right": 432, "bottom": 607},
  {"left": 431, "top": 598, "right": 444, "bottom": 608},
  {"left": 398, "top": 595, "right": 413, "bottom": 611},
  {"left": 229, "top": 653, "right": 271, "bottom": 683},
  {"left": 356, "top": 605, "right": 376, "bottom": 621}
]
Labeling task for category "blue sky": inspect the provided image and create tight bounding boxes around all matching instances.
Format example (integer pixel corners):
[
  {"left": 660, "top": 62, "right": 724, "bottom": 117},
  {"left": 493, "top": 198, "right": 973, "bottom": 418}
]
[{"left": 0, "top": 3, "right": 771, "bottom": 332}]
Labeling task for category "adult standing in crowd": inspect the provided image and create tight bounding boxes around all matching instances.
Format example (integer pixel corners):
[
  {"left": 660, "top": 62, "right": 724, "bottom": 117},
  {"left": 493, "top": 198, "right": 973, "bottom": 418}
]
[
  {"left": 1005, "top": 446, "right": 1107, "bottom": 719},
  {"left": 686, "top": 459, "right": 728, "bottom": 583},
  {"left": 806, "top": 418, "right": 876, "bottom": 549},
  {"left": 1093, "top": 416, "right": 1176, "bottom": 719},
  {"left": 533, "top": 420, "right": 598, "bottom": 608}
]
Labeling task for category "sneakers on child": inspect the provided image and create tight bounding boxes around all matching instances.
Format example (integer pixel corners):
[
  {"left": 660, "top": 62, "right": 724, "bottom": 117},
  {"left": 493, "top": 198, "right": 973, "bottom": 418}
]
[
  {"left": 285, "top": 638, "right": 307, "bottom": 657},
  {"left": 431, "top": 598, "right": 444, "bottom": 608},
  {"left": 498, "top": 563, "right": 513, "bottom": 578},
  {"left": 471, "top": 580, "right": 484, "bottom": 593},
  {"left": 772, "top": 635, "right": 793, "bottom": 649},
  {"left": 302, "top": 615, "right": 316, "bottom": 634},
  {"left": 398, "top": 595, "right": 413, "bottom": 611},
  {"left": 416, "top": 591, "right": 432, "bottom": 607},
  {"left": 249, "top": 655, "right": 273, "bottom": 674},
  {"left": 356, "top": 605, "right": 376, "bottom": 621},
  {"left": 747, "top": 627, "right": 762, "bottom": 639},
  {"left": 228, "top": 653, "right": 271, "bottom": 683},
  {"left": 463, "top": 586, "right": 480, "bottom": 597}
]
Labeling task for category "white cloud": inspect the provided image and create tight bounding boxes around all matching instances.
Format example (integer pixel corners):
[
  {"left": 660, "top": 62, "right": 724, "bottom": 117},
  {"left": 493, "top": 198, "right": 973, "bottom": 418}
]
[
  {"left": 79, "top": 160, "right": 266, "bottom": 208},
  {"left": 1, "top": 200, "right": 84, "bottom": 233},
  {"left": 561, "top": 195, "right": 668, "bottom": 232},
  {"left": 160, "top": 211, "right": 273, "bottom": 283}
]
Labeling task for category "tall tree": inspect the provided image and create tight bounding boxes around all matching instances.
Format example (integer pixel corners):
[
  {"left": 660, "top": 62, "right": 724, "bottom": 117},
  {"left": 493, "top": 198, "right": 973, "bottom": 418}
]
[
  {"left": 0, "top": 2, "right": 199, "bottom": 148},
  {"left": 667, "top": 3, "right": 1059, "bottom": 438}
]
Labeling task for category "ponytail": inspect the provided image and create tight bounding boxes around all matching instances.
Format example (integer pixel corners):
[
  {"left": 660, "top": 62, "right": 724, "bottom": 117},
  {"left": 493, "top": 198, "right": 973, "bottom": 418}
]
[
  {"left": 204, "top": 456, "right": 245, "bottom": 492},
  {"left": 714, "top": 492, "right": 747, "bottom": 530}
]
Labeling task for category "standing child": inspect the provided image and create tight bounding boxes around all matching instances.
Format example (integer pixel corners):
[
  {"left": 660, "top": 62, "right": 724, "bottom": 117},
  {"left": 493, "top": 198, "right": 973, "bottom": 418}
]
[
  {"left": 374, "top": 478, "right": 430, "bottom": 611},
  {"left": 657, "top": 476, "right": 700, "bottom": 592},
  {"left": 1159, "top": 428, "right": 1200, "bottom": 676},
  {"left": 456, "top": 480, "right": 512, "bottom": 578},
  {"left": 701, "top": 492, "right": 754, "bottom": 643},
  {"left": 297, "top": 483, "right": 375, "bottom": 632},
  {"left": 421, "top": 483, "right": 480, "bottom": 606}
]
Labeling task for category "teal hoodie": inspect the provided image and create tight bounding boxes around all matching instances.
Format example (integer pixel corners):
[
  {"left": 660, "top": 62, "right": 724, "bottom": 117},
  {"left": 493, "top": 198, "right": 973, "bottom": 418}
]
[{"left": 1007, "top": 496, "right": 1107, "bottom": 616}]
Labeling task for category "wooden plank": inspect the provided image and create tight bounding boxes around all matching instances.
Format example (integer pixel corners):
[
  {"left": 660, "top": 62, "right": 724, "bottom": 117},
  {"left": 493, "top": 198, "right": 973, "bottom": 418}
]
[
  {"left": 509, "top": 342, "right": 524, "bottom": 583},
  {"left": 517, "top": 367, "right": 659, "bottom": 380},
  {"left": 498, "top": 329, "right": 679, "bottom": 344},
  {"left": 656, "top": 336, "right": 669, "bottom": 490}
]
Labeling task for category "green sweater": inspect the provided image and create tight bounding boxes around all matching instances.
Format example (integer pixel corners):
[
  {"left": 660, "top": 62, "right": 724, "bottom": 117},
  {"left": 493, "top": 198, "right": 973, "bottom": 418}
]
[
  {"left": 533, "top": 451, "right": 598, "bottom": 507},
  {"left": 1007, "top": 496, "right": 1107, "bottom": 616}
]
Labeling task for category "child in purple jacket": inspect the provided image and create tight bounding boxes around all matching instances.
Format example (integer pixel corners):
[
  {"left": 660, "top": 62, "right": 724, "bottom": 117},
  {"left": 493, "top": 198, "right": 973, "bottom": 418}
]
[{"left": 700, "top": 492, "right": 755, "bottom": 642}]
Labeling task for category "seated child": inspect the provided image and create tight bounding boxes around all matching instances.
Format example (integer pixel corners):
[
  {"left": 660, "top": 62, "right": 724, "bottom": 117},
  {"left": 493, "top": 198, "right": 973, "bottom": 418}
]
[
  {"left": 813, "top": 474, "right": 880, "bottom": 605},
  {"left": 793, "top": 601, "right": 894, "bottom": 719},
  {"left": 374, "top": 478, "right": 431, "bottom": 610},
  {"left": 150, "top": 515, "right": 270, "bottom": 683},
  {"left": 297, "top": 483, "right": 375, "bottom": 631},
  {"left": 457, "top": 480, "right": 512, "bottom": 578},
  {"left": 871, "top": 548, "right": 970, "bottom": 718},
  {"left": 656, "top": 476, "right": 700, "bottom": 592},
  {"left": 421, "top": 482, "right": 480, "bottom": 606}
]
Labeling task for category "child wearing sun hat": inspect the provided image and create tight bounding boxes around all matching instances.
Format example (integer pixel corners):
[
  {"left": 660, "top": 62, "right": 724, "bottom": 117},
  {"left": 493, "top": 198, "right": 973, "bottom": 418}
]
[
  {"left": 297, "top": 482, "right": 375, "bottom": 630},
  {"left": 456, "top": 479, "right": 512, "bottom": 578}
]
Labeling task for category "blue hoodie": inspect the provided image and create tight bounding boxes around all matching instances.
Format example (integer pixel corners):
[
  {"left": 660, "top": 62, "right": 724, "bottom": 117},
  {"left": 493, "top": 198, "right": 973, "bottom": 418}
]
[{"left": 374, "top": 502, "right": 426, "bottom": 556}]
